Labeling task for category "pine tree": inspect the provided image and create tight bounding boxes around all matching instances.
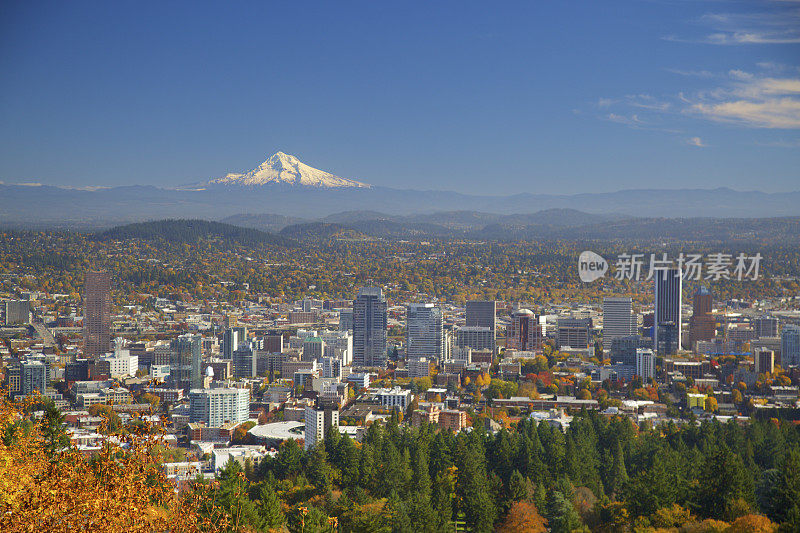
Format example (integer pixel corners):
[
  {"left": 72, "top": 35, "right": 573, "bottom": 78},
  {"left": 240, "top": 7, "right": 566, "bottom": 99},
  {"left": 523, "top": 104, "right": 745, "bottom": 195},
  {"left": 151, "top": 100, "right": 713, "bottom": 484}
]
[
  {"left": 607, "top": 439, "right": 628, "bottom": 497},
  {"left": 457, "top": 446, "right": 496, "bottom": 532},
  {"left": 39, "top": 400, "right": 70, "bottom": 457},
  {"left": 257, "top": 482, "right": 286, "bottom": 531},
  {"left": 546, "top": 490, "right": 581, "bottom": 533},
  {"left": 695, "top": 446, "right": 754, "bottom": 519},
  {"left": 214, "top": 460, "right": 264, "bottom": 532}
]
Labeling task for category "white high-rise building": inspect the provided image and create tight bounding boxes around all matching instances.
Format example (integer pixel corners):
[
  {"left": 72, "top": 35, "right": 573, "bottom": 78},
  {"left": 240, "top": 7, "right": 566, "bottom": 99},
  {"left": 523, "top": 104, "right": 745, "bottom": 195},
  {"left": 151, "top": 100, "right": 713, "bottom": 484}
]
[
  {"left": 603, "top": 297, "right": 636, "bottom": 352},
  {"left": 304, "top": 406, "right": 339, "bottom": 450},
  {"left": 189, "top": 388, "right": 249, "bottom": 427},
  {"left": 406, "top": 303, "right": 444, "bottom": 361},
  {"left": 321, "top": 330, "right": 353, "bottom": 366},
  {"left": 635, "top": 348, "right": 656, "bottom": 380},
  {"left": 101, "top": 350, "right": 139, "bottom": 378}
]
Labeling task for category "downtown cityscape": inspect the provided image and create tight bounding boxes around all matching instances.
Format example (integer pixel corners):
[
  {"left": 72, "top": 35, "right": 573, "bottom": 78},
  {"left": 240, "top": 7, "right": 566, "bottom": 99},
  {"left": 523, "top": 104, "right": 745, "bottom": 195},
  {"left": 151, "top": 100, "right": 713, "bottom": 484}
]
[{"left": 1, "top": 1, "right": 800, "bottom": 532}]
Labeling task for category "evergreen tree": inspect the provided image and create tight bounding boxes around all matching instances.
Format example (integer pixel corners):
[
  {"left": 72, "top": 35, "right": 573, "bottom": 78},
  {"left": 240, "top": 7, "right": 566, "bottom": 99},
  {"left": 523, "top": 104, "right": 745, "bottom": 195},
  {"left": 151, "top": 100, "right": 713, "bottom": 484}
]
[
  {"left": 775, "top": 449, "right": 800, "bottom": 529},
  {"left": 39, "top": 400, "right": 70, "bottom": 457},
  {"left": 257, "top": 482, "right": 286, "bottom": 531},
  {"left": 546, "top": 490, "right": 581, "bottom": 533},
  {"left": 457, "top": 446, "right": 496, "bottom": 532},
  {"left": 213, "top": 460, "right": 263, "bottom": 532},
  {"left": 695, "top": 446, "right": 754, "bottom": 519},
  {"left": 606, "top": 439, "right": 628, "bottom": 497}
]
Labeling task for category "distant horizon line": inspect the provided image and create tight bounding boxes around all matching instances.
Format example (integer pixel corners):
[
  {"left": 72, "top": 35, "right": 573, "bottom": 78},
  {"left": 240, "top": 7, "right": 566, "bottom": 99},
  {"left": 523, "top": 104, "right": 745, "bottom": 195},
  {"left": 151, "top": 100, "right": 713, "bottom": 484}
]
[{"left": 1, "top": 180, "right": 799, "bottom": 197}]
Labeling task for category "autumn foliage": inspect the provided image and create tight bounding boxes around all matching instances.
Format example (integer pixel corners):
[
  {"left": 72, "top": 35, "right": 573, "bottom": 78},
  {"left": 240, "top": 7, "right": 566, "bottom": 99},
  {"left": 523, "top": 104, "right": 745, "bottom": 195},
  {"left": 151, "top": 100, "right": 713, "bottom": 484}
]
[
  {"left": 496, "top": 501, "right": 547, "bottom": 533},
  {"left": 0, "top": 396, "right": 223, "bottom": 533}
]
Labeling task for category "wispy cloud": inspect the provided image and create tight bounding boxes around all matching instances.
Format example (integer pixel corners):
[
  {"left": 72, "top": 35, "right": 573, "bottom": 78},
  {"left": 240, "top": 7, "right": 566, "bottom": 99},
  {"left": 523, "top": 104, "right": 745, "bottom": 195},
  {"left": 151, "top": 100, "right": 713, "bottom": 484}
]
[
  {"left": 595, "top": 66, "right": 800, "bottom": 132},
  {"left": 665, "top": 68, "right": 714, "bottom": 78},
  {"left": 666, "top": 7, "right": 800, "bottom": 45},
  {"left": 605, "top": 113, "right": 645, "bottom": 126},
  {"left": 754, "top": 138, "right": 800, "bottom": 148},
  {"left": 686, "top": 136, "right": 707, "bottom": 147},
  {"left": 687, "top": 71, "right": 800, "bottom": 128}
]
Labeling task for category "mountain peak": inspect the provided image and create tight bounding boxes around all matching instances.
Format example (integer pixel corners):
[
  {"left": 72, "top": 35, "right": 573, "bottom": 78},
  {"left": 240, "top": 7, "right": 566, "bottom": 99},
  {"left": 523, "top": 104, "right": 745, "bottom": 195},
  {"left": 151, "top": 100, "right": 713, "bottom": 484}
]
[{"left": 209, "top": 152, "right": 371, "bottom": 188}]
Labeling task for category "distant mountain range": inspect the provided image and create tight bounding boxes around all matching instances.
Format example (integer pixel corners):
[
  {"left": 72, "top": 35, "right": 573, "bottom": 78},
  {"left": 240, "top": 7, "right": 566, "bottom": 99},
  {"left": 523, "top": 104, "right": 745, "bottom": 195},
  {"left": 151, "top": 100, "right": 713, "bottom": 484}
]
[
  {"left": 2, "top": 151, "right": 799, "bottom": 227},
  {"left": 89, "top": 212, "right": 800, "bottom": 245},
  {"left": 224, "top": 210, "right": 800, "bottom": 244}
]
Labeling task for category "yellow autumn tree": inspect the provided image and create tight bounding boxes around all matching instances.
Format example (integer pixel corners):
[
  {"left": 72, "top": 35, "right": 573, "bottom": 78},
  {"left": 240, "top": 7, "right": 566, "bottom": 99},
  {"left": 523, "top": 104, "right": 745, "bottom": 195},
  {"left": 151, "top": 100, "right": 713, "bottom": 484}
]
[{"left": 0, "top": 396, "right": 224, "bottom": 533}]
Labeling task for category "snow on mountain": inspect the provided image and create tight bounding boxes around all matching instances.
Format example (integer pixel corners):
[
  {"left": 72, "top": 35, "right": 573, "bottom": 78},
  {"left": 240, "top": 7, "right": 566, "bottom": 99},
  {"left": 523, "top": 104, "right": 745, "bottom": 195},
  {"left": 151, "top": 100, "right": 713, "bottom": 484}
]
[{"left": 209, "top": 152, "right": 371, "bottom": 188}]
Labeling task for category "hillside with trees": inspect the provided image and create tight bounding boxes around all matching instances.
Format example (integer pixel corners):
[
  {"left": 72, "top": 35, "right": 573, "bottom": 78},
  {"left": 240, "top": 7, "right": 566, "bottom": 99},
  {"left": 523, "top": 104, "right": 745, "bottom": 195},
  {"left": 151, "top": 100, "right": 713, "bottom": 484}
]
[{"left": 94, "top": 219, "right": 294, "bottom": 248}]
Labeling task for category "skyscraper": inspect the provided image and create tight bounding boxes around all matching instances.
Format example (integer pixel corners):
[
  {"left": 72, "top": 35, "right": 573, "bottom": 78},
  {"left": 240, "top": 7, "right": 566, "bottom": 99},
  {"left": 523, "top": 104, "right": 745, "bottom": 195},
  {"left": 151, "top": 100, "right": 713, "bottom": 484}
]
[
  {"left": 602, "top": 297, "right": 636, "bottom": 352},
  {"left": 635, "top": 348, "right": 656, "bottom": 380},
  {"left": 755, "top": 349, "right": 775, "bottom": 375},
  {"left": 654, "top": 268, "right": 682, "bottom": 355},
  {"left": 232, "top": 343, "right": 257, "bottom": 378},
  {"left": 406, "top": 303, "right": 444, "bottom": 360},
  {"left": 304, "top": 405, "right": 339, "bottom": 450},
  {"left": 782, "top": 325, "right": 800, "bottom": 367},
  {"left": 753, "top": 316, "right": 779, "bottom": 339},
  {"left": 507, "top": 309, "right": 543, "bottom": 351},
  {"left": 170, "top": 334, "right": 203, "bottom": 391},
  {"left": 189, "top": 388, "right": 249, "bottom": 427},
  {"left": 84, "top": 271, "right": 111, "bottom": 358},
  {"left": 4, "top": 299, "right": 30, "bottom": 326},
  {"left": 223, "top": 326, "right": 247, "bottom": 360},
  {"left": 352, "top": 287, "right": 388, "bottom": 367},
  {"left": 465, "top": 300, "right": 496, "bottom": 350},
  {"left": 689, "top": 286, "right": 715, "bottom": 346}
]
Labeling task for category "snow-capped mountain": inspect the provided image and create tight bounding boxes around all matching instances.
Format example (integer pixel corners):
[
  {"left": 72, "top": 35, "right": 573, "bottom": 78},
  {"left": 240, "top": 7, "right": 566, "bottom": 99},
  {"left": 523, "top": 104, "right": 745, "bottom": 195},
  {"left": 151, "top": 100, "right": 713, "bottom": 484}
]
[{"left": 209, "top": 152, "right": 371, "bottom": 188}]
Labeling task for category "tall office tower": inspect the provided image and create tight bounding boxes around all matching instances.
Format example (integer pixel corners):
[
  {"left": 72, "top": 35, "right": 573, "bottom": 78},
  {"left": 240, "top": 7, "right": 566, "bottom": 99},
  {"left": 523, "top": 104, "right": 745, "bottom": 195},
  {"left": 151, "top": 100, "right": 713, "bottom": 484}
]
[
  {"left": 753, "top": 316, "right": 779, "bottom": 339},
  {"left": 557, "top": 318, "right": 592, "bottom": 349},
  {"left": 352, "top": 287, "right": 388, "bottom": 367},
  {"left": 321, "top": 330, "right": 353, "bottom": 365},
  {"left": 456, "top": 326, "right": 495, "bottom": 351},
  {"left": 262, "top": 334, "right": 284, "bottom": 353},
  {"left": 338, "top": 308, "right": 354, "bottom": 331},
  {"left": 21, "top": 360, "right": 48, "bottom": 396},
  {"left": 83, "top": 271, "right": 112, "bottom": 359},
  {"left": 507, "top": 309, "right": 543, "bottom": 351},
  {"left": 170, "top": 334, "right": 203, "bottom": 390},
  {"left": 602, "top": 297, "right": 636, "bottom": 352},
  {"left": 654, "top": 268, "right": 682, "bottom": 354},
  {"left": 4, "top": 299, "right": 30, "bottom": 326},
  {"left": 223, "top": 326, "right": 247, "bottom": 360},
  {"left": 302, "top": 337, "right": 326, "bottom": 361},
  {"left": 635, "top": 348, "right": 656, "bottom": 380},
  {"left": 782, "top": 325, "right": 800, "bottom": 367},
  {"left": 755, "top": 349, "right": 775, "bottom": 375},
  {"left": 466, "top": 300, "right": 496, "bottom": 350},
  {"left": 232, "top": 343, "right": 257, "bottom": 378},
  {"left": 304, "top": 405, "right": 339, "bottom": 450},
  {"left": 610, "top": 335, "right": 647, "bottom": 367},
  {"left": 406, "top": 303, "right": 444, "bottom": 360},
  {"left": 189, "top": 388, "right": 249, "bottom": 427},
  {"left": 689, "top": 286, "right": 715, "bottom": 347}
]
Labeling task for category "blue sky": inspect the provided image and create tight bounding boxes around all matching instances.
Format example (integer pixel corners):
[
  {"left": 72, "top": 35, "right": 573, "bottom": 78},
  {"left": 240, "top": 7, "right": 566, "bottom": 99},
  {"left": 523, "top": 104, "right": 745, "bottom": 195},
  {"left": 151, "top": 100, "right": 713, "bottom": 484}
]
[{"left": 0, "top": 0, "right": 798, "bottom": 194}]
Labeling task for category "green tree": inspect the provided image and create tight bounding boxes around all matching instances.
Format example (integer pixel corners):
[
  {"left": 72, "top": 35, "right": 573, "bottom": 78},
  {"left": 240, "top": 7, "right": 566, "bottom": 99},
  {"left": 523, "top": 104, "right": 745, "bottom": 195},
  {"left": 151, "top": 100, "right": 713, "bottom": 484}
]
[
  {"left": 257, "top": 482, "right": 286, "bottom": 531},
  {"left": 546, "top": 490, "right": 581, "bottom": 533},
  {"left": 39, "top": 400, "right": 70, "bottom": 456},
  {"left": 694, "top": 447, "right": 753, "bottom": 519}
]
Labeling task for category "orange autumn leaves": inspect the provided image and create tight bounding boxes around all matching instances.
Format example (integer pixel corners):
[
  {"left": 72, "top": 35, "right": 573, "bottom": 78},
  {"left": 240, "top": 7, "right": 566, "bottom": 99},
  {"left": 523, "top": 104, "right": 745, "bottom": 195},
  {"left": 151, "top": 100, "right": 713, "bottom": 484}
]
[{"left": 0, "top": 396, "right": 223, "bottom": 533}]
